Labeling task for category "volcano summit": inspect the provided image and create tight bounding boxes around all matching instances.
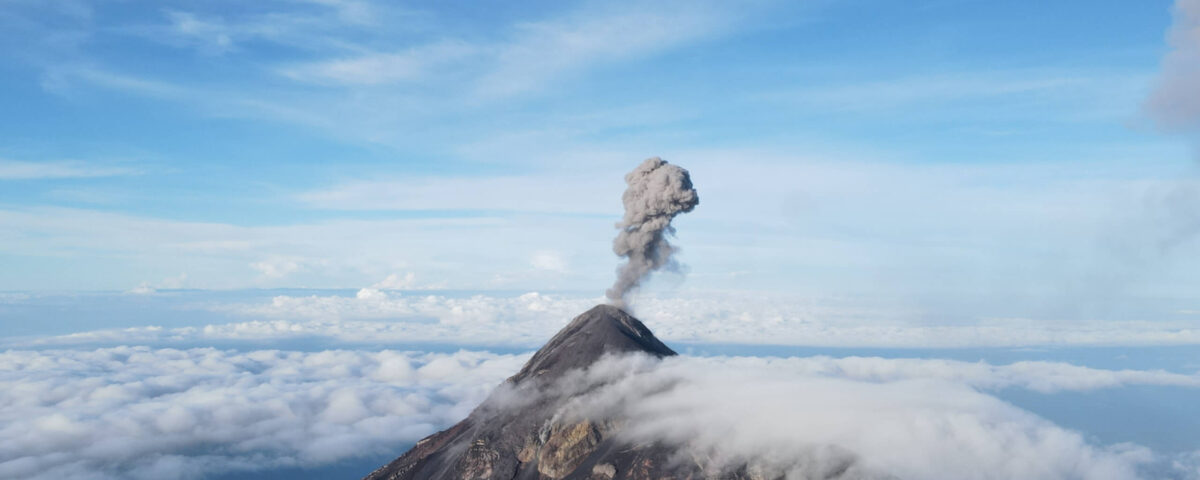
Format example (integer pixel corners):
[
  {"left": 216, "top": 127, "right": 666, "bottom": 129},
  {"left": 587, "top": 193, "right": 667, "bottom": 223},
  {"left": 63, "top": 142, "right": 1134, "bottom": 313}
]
[{"left": 363, "top": 305, "right": 845, "bottom": 480}]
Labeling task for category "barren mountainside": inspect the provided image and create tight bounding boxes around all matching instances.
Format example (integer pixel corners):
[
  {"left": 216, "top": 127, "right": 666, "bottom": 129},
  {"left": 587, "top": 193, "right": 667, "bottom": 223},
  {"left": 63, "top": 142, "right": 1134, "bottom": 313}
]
[{"left": 362, "top": 304, "right": 854, "bottom": 480}]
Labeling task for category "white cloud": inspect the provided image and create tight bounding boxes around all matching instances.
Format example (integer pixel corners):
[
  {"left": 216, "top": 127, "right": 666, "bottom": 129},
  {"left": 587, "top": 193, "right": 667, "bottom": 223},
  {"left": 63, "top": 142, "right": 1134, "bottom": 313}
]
[
  {"left": 127, "top": 283, "right": 156, "bottom": 295},
  {"left": 530, "top": 250, "right": 568, "bottom": 272},
  {"left": 369, "top": 272, "right": 445, "bottom": 290},
  {"left": 673, "top": 355, "right": 1200, "bottom": 394},
  {"left": 250, "top": 256, "right": 306, "bottom": 279},
  {"left": 473, "top": 1, "right": 752, "bottom": 98},
  {"left": 38, "top": 0, "right": 775, "bottom": 152},
  {"left": 1175, "top": 451, "right": 1200, "bottom": 479},
  {"left": 165, "top": 10, "right": 235, "bottom": 53},
  {"left": 7, "top": 149, "right": 1200, "bottom": 319},
  {"left": 127, "top": 273, "right": 188, "bottom": 295},
  {"left": 12, "top": 291, "right": 1200, "bottom": 349},
  {"left": 0, "top": 293, "right": 30, "bottom": 303},
  {"left": 0, "top": 206, "right": 611, "bottom": 291},
  {"left": 372, "top": 272, "right": 415, "bottom": 289},
  {"left": 0, "top": 346, "right": 528, "bottom": 480},
  {"left": 279, "top": 41, "right": 478, "bottom": 85},
  {"left": 290, "top": 151, "right": 1200, "bottom": 303},
  {"left": 135, "top": 1, "right": 400, "bottom": 55},
  {"left": 764, "top": 69, "right": 1149, "bottom": 121},
  {"left": 1, "top": 346, "right": 1197, "bottom": 480},
  {"left": 296, "top": 173, "right": 619, "bottom": 213},
  {"left": 0, "top": 159, "right": 140, "bottom": 180},
  {"left": 43, "top": 67, "right": 189, "bottom": 98},
  {"left": 556, "top": 354, "right": 1165, "bottom": 480},
  {"left": 276, "top": 0, "right": 758, "bottom": 96},
  {"left": 159, "top": 272, "right": 188, "bottom": 288},
  {"left": 355, "top": 287, "right": 387, "bottom": 300},
  {"left": 294, "top": 0, "right": 381, "bottom": 25}
]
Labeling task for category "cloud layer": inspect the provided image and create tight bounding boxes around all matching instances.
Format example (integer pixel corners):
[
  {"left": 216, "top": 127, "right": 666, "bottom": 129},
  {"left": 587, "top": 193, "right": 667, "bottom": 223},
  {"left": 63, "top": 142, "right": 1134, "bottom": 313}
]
[
  {"left": 0, "top": 347, "right": 527, "bottom": 480},
  {"left": 3, "top": 346, "right": 1198, "bottom": 480},
  {"left": 13, "top": 291, "right": 1200, "bottom": 349},
  {"left": 558, "top": 354, "right": 1164, "bottom": 480}
]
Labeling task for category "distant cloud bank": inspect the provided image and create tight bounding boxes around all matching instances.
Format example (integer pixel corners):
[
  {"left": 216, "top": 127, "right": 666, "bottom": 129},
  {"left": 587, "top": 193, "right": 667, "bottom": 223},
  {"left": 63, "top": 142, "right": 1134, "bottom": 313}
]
[
  {"left": 11, "top": 291, "right": 1200, "bottom": 349},
  {"left": 2, "top": 347, "right": 1198, "bottom": 480}
]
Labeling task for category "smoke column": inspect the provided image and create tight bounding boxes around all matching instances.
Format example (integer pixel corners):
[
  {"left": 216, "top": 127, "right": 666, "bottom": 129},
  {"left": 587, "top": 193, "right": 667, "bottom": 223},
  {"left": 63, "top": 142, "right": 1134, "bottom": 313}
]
[{"left": 606, "top": 157, "right": 700, "bottom": 308}]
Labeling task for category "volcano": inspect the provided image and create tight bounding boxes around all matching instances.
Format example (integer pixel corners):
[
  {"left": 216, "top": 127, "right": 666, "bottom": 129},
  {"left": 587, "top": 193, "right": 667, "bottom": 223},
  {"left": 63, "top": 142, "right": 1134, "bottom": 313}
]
[{"left": 363, "top": 305, "right": 711, "bottom": 480}]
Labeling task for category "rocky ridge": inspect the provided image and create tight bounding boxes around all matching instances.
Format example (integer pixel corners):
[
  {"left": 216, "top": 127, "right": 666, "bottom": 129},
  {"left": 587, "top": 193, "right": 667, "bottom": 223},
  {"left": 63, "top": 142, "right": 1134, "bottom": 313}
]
[{"left": 362, "top": 304, "right": 855, "bottom": 480}]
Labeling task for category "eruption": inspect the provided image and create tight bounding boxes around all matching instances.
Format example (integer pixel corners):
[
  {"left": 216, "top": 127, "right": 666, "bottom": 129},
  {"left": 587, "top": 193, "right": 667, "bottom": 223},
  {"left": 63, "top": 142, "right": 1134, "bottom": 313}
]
[{"left": 606, "top": 157, "right": 700, "bottom": 308}]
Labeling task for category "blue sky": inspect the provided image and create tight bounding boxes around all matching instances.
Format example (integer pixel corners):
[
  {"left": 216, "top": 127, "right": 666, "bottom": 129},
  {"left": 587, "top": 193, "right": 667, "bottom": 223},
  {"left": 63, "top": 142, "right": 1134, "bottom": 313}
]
[
  {"left": 3, "top": 2, "right": 1200, "bottom": 479},
  {"left": 3, "top": 0, "right": 1198, "bottom": 306}
]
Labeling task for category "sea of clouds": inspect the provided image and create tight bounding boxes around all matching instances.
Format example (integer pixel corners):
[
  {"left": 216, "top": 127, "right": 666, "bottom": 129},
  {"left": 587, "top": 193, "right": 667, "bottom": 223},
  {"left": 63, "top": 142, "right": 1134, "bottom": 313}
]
[
  {"left": 3, "top": 289, "right": 1199, "bottom": 479},
  {"left": 3, "top": 345, "right": 1200, "bottom": 479},
  {"left": 0, "top": 347, "right": 526, "bottom": 480},
  {"left": 552, "top": 354, "right": 1200, "bottom": 480}
]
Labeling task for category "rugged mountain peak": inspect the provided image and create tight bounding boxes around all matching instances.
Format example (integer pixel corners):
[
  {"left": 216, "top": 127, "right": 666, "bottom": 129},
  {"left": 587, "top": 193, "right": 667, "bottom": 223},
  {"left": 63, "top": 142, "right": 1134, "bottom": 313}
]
[
  {"left": 508, "top": 304, "right": 675, "bottom": 384},
  {"left": 364, "top": 305, "right": 867, "bottom": 480},
  {"left": 364, "top": 305, "right": 689, "bottom": 480}
]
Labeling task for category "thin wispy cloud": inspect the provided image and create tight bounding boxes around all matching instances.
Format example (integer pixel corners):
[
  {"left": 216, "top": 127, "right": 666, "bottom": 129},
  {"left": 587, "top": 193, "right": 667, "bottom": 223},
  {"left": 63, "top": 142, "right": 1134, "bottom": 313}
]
[
  {"left": 41, "top": 66, "right": 189, "bottom": 98},
  {"left": 26, "top": 0, "right": 776, "bottom": 151},
  {"left": 296, "top": 173, "right": 618, "bottom": 212},
  {"left": 0, "top": 159, "right": 140, "bottom": 180},
  {"left": 249, "top": 256, "right": 307, "bottom": 279},
  {"left": 5, "top": 150, "right": 1200, "bottom": 308},
  {"left": 10, "top": 291, "right": 1200, "bottom": 349},
  {"left": 143, "top": 3, "right": 406, "bottom": 55},
  {"left": 279, "top": 41, "right": 479, "bottom": 85},
  {"left": 277, "top": 0, "right": 765, "bottom": 95},
  {"left": 472, "top": 1, "right": 757, "bottom": 98},
  {"left": 765, "top": 69, "right": 1151, "bottom": 121},
  {"left": 164, "top": 11, "right": 236, "bottom": 54}
]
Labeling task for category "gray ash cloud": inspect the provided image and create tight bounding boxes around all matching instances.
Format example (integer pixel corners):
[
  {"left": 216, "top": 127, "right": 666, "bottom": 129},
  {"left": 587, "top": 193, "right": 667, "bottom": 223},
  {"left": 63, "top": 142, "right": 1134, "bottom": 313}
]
[{"left": 606, "top": 157, "right": 699, "bottom": 309}]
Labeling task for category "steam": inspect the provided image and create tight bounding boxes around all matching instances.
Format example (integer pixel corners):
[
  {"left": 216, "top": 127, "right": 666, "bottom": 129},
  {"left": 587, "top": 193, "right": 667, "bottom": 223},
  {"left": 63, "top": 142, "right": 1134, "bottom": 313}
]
[{"left": 607, "top": 157, "right": 700, "bottom": 308}]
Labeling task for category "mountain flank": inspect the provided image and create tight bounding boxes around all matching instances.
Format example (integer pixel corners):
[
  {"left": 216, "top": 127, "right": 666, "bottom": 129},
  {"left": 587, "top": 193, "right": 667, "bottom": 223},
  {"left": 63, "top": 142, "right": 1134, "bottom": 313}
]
[{"left": 363, "top": 304, "right": 854, "bottom": 480}]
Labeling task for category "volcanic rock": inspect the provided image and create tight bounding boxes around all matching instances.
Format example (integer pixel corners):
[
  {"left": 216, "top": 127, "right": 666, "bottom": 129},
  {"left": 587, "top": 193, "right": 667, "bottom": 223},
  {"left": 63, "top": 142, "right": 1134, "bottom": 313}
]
[{"left": 363, "top": 304, "right": 845, "bottom": 480}]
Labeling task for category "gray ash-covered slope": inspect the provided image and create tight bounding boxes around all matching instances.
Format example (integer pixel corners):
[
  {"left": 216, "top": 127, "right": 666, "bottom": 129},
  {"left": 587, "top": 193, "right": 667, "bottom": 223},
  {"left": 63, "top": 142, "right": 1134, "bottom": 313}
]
[
  {"left": 363, "top": 305, "right": 855, "bottom": 480},
  {"left": 509, "top": 303, "right": 675, "bottom": 383},
  {"left": 362, "top": 304, "right": 694, "bottom": 480}
]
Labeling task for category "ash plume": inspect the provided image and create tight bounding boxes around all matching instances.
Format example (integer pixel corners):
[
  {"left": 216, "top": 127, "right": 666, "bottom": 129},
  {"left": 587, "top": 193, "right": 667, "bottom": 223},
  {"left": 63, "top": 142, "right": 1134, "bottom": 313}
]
[{"left": 606, "top": 157, "right": 699, "bottom": 308}]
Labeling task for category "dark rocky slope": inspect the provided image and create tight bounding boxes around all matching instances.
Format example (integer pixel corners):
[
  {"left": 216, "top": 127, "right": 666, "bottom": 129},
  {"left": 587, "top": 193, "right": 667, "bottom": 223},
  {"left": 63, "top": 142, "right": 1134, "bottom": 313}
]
[{"left": 363, "top": 304, "right": 855, "bottom": 480}]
